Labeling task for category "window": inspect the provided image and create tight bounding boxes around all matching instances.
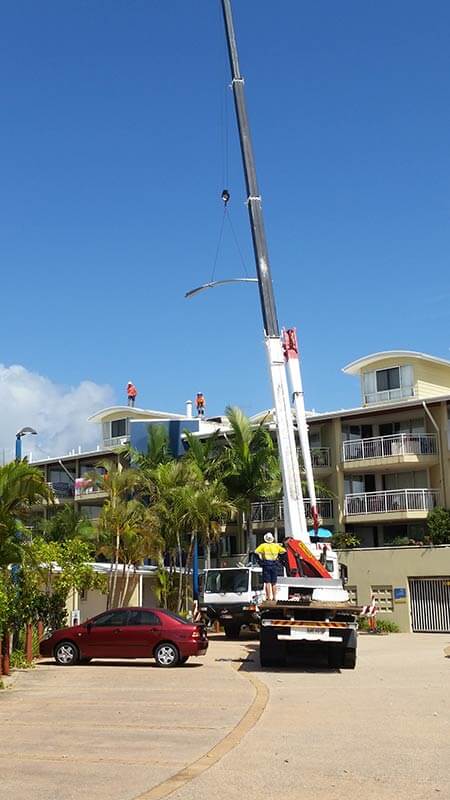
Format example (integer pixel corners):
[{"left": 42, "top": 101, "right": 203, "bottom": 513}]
[
  {"left": 347, "top": 585, "right": 358, "bottom": 604},
  {"left": 127, "top": 610, "right": 160, "bottom": 626},
  {"left": 251, "top": 571, "right": 264, "bottom": 591},
  {"left": 376, "top": 367, "right": 400, "bottom": 392},
  {"left": 371, "top": 585, "right": 393, "bottom": 613},
  {"left": 92, "top": 610, "right": 129, "bottom": 627},
  {"left": 205, "top": 569, "right": 249, "bottom": 594},
  {"left": 111, "top": 419, "right": 127, "bottom": 438},
  {"left": 78, "top": 505, "right": 102, "bottom": 519}
]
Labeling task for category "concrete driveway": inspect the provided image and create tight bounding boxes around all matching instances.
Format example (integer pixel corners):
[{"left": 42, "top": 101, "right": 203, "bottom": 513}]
[
  {"left": 1, "top": 633, "right": 449, "bottom": 800},
  {"left": 0, "top": 652, "right": 254, "bottom": 800}
]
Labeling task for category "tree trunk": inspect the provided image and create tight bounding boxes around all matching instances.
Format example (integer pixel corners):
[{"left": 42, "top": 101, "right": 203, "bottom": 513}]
[
  {"left": 25, "top": 623, "right": 33, "bottom": 663},
  {"left": 205, "top": 533, "right": 211, "bottom": 569},
  {"left": 246, "top": 510, "right": 256, "bottom": 554},
  {"left": 121, "top": 564, "right": 131, "bottom": 606},
  {"left": 110, "top": 525, "right": 121, "bottom": 608},
  {"left": 2, "top": 630, "right": 11, "bottom": 676},
  {"left": 183, "top": 534, "right": 195, "bottom": 614},
  {"left": 176, "top": 533, "right": 183, "bottom": 612}
]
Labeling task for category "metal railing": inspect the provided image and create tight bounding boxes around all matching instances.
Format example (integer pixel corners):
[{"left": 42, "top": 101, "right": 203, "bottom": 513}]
[
  {"left": 344, "top": 489, "right": 440, "bottom": 516},
  {"left": 74, "top": 483, "right": 106, "bottom": 499},
  {"left": 48, "top": 481, "right": 74, "bottom": 499},
  {"left": 251, "top": 498, "right": 334, "bottom": 523},
  {"left": 342, "top": 433, "right": 438, "bottom": 462},
  {"left": 299, "top": 447, "right": 331, "bottom": 468},
  {"left": 103, "top": 436, "right": 130, "bottom": 448}
]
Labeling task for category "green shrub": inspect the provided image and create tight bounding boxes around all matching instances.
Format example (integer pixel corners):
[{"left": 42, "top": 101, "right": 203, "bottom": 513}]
[
  {"left": 10, "top": 650, "right": 34, "bottom": 669},
  {"left": 332, "top": 532, "right": 360, "bottom": 549},
  {"left": 358, "top": 617, "right": 399, "bottom": 633},
  {"left": 427, "top": 507, "right": 450, "bottom": 545}
]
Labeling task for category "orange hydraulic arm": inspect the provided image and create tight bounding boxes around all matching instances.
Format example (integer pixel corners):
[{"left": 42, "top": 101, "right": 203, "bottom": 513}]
[{"left": 285, "top": 538, "right": 331, "bottom": 580}]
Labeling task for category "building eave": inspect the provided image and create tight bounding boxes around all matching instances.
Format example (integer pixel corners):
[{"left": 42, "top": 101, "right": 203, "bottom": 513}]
[{"left": 343, "top": 350, "right": 450, "bottom": 375}]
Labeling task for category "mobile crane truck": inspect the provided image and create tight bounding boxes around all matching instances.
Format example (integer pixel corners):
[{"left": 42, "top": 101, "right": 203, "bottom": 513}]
[{"left": 211, "top": 1, "right": 360, "bottom": 668}]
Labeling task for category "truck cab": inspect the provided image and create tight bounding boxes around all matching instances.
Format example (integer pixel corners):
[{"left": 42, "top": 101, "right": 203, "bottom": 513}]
[{"left": 199, "top": 565, "right": 264, "bottom": 638}]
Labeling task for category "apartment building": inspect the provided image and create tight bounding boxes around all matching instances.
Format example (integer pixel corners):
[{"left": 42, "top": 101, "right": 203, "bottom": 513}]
[{"left": 248, "top": 351, "right": 450, "bottom": 550}]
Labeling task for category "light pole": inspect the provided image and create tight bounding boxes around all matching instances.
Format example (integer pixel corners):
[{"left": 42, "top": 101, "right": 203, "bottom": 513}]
[{"left": 15, "top": 427, "right": 37, "bottom": 461}]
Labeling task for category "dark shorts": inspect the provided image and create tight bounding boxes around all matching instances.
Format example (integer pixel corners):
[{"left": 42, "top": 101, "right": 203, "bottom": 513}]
[{"left": 262, "top": 561, "right": 278, "bottom": 584}]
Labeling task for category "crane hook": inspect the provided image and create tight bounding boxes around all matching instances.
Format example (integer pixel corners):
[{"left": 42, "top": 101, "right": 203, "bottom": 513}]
[{"left": 221, "top": 189, "right": 230, "bottom": 205}]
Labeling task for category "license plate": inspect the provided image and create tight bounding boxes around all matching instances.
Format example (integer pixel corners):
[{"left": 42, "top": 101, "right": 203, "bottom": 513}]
[
  {"left": 221, "top": 614, "right": 233, "bottom": 619},
  {"left": 291, "top": 627, "right": 326, "bottom": 639}
]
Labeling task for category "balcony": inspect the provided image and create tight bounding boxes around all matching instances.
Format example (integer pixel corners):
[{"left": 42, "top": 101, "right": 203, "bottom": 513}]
[
  {"left": 48, "top": 481, "right": 74, "bottom": 501},
  {"left": 342, "top": 433, "right": 438, "bottom": 471},
  {"left": 74, "top": 479, "right": 108, "bottom": 500},
  {"left": 251, "top": 498, "right": 334, "bottom": 525},
  {"left": 299, "top": 447, "right": 332, "bottom": 474},
  {"left": 103, "top": 436, "right": 130, "bottom": 448},
  {"left": 344, "top": 489, "right": 439, "bottom": 522}
]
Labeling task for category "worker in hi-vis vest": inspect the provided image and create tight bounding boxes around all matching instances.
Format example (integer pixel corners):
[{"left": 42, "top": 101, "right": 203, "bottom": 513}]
[
  {"left": 255, "top": 532, "right": 286, "bottom": 601},
  {"left": 196, "top": 392, "right": 206, "bottom": 416},
  {"left": 127, "top": 382, "right": 137, "bottom": 407}
]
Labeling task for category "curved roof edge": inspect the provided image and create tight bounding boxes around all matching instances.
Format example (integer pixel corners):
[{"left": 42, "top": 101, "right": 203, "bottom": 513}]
[
  {"left": 342, "top": 351, "right": 450, "bottom": 376},
  {"left": 88, "top": 406, "right": 188, "bottom": 424}
]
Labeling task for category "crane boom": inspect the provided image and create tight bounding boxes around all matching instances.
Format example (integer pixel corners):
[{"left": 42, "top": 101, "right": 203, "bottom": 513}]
[{"left": 221, "top": 0, "right": 309, "bottom": 542}]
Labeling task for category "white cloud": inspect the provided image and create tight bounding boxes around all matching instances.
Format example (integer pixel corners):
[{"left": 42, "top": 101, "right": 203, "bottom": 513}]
[{"left": 0, "top": 364, "right": 116, "bottom": 463}]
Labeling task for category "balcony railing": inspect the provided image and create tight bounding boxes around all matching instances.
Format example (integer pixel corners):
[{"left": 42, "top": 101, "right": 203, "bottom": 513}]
[
  {"left": 343, "top": 433, "right": 438, "bottom": 462},
  {"left": 345, "top": 489, "right": 440, "bottom": 516},
  {"left": 74, "top": 480, "right": 106, "bottom": 499},
  {"left": 48, "top": 481, "right": 74, "bottom": 499},
  {"left": 251, "top": 498, "right": 334, "bottom": 523},
  {"left": 299, "top": 447, "right": 331, "bottom": 469},
  {"left": 103, "top": 436, "right": 130, "bottom": 448}
]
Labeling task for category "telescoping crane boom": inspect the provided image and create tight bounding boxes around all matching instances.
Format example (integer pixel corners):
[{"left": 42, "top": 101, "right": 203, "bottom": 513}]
[{"left": 219, "top": 0, "right": 359, "bottom": 668}]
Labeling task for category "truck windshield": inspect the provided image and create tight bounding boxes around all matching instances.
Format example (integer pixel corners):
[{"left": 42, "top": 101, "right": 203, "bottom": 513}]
[{"left": 205, "top": 569, "right": 249, "bottom": 594}]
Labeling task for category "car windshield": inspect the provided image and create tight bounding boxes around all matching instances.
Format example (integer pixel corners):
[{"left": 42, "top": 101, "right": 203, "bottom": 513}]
[{"left": 205, "top": 569, "right": 249, "bottom": 593}]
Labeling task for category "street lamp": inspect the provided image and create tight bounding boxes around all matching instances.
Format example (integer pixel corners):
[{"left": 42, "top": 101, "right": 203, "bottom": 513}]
[{"left": 15, "top": 427, "right": 37, "bottom": 460}]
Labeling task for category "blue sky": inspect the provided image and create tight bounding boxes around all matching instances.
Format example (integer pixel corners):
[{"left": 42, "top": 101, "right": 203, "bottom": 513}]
[{"left": 1, "top": 0, "right": 450, "bottom": 430}]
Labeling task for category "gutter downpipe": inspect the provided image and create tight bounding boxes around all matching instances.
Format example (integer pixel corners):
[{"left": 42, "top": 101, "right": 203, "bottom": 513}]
[{"left": 422, "top": 401, "right": 447, "bottom": 506}]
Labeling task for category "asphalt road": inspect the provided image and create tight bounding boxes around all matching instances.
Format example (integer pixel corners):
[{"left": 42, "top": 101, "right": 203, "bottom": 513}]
[{"left": 0, "top": 633, "right": 448, "bottom": 800}]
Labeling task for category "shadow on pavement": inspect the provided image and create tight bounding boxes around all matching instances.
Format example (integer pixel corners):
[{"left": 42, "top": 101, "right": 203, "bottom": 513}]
[
  {"left": 37, "top": 659, "right": 202, "bottom": 669},
  {"left": 233, "top": 642, "right": 342, "bottom": 675}
]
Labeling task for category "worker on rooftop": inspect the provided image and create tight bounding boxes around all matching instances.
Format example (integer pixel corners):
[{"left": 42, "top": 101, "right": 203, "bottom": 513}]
[
  {"left": 127, "top": 381, "right": 138, "bottom": 407},
  {"left": 255, "top": 533, "right": 286, "bottom": 602},
  {"left": 196, "top": 392, "right": 206, "bottom": 417}
]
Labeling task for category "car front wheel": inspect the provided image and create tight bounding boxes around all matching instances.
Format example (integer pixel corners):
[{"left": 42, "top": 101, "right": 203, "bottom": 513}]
[
  {"left": 154, "top": 642, "right": 180, "bottom": 668},
  {"left": 54, "top": 641, "right": 79, "bottom": 666}
]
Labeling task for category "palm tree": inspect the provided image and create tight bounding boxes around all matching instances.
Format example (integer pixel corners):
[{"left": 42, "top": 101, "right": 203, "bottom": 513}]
[
  {"left": 37, "top": 505, "right": 96, "bottom": 547},
  {"left": 89, "top": 460, "right": 141, "bottom": 608},
  {"left": 177, "top": 480, "right": 236, "bottom": 570},
  {"left": 220, "top": 406, "right": 280, "bottom": 553},
  {"left": 182, "top": 429, "right": 223, "bottom": 483},
  {"left": 0, "top": 461, "right": 53, "bottom": 568},
  {"left": 98, "top": 500, "right": 162, "bottom": 607}
]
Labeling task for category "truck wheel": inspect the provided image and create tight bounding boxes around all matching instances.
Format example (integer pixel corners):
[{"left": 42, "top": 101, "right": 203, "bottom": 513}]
[
  {"left": 224, "top": 623, "right": 241, "bottom": 639},
  {"left": 342, "top": 648, "right": 357, "bottom": 669},
  {"left": 328, "top": 647, "right": 343, "bottom": 669},
  {"left": 259, "top": 639, "right": 286, "bottom": 668}
]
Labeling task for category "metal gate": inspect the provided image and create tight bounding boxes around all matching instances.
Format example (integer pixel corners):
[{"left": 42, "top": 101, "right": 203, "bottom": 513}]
[{"left": 409, "top": 577, "right": 450, "bottom": 632}]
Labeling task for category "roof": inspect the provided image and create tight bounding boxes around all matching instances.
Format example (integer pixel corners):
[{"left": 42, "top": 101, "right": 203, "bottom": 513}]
[
  {"left": 88, "top": 406, "right": 189, "bottom": 424},
  {"left": 343, "top": 350, "right": 450, "bottom": 375}
]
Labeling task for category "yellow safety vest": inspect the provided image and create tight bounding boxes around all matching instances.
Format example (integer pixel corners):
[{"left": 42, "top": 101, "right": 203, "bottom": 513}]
[{"left": 255, "top": 542, "right": 286, "bottom": 561}]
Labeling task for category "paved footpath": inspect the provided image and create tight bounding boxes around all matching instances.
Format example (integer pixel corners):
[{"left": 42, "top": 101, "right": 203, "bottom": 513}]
[{"left": 1, "top": 633, "right": 449, "bottom": 800}]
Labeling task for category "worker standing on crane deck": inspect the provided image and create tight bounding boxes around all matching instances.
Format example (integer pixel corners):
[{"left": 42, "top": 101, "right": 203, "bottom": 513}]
[
  {"left": 255, "top": 533, "right": 286, "bottom": 601},
  {"left": 127, "top": 381, "right": 138, "bottom": 407},
  {"left": 196, "top": 392, "right": 206, "bottom": 417}
]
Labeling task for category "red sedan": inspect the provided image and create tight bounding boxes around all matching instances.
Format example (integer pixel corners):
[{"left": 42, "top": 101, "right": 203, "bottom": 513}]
[{"left": 39, "top": 607, "right": 208, "bottom": 668}]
